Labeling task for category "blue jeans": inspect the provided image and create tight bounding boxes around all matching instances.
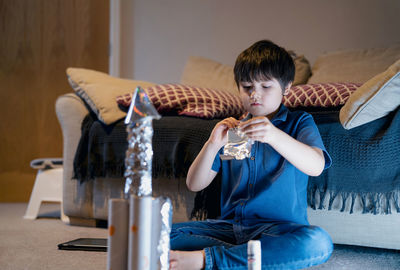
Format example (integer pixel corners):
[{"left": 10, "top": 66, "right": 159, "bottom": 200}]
[{"left": 170, "top": 219, "right": 333, "bottom": 269}]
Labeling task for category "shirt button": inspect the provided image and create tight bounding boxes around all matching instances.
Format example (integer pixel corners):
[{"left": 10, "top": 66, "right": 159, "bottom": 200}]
[
  {"left": 250, "top": 156, "right": 255, "bottom": 160},
  {"left": 240, "top": 202, "right": 244, "bottom": 206},
  {"left": 249, "top": 184, "right": 253, "bottom": 188}
]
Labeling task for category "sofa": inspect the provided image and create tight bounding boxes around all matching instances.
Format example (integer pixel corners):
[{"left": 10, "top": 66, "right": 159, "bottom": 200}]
[{"left": 56, "top": 45, "right": 400, "bottom": 249}]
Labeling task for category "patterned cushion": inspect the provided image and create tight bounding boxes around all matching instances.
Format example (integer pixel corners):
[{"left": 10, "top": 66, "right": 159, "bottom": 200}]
[
  {"left": 117, "top": 84, "right": 245, "bottom": 118},
  {"left": 283, "top": 83, "right": 362, "bottom": 108}
]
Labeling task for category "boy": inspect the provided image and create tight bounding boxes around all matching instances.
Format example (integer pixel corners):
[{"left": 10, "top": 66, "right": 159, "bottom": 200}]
[{"left": 169, "top": 40, "right": 333, "bottom": 269}]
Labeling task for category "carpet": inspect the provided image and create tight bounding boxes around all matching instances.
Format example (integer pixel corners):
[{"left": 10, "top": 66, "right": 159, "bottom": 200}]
[
  {"left": 311, "top": 245, "right": 400, "bottom": 269},
  {"left": 0, "top": 203, "right": 399, "bottom": 270}
]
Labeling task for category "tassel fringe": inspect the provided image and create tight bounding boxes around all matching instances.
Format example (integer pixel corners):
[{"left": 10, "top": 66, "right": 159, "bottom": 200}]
[{"left": 307, "top": 186, "right": 400, "bottom": 215}]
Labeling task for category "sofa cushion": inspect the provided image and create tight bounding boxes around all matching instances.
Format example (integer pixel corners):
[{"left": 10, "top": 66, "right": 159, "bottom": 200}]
[
  {"left": 283, "top": 82, "right": 361, "bottom": 108},
  {"left": 180, "top": 56, "right": 239, "bottom": 96},
  {"left": 180, "top": 54, "right": 311, "bottom": 96},
  {"left": 340, "top": 59, "right": 400, "bottom": 129},
  {"left": 117, "top": 82, "right": 358, "bottom": 119},
  {"left": 66, "top": 68, "right": 155, "bottom": 125},
  {"left": 288, "top": 51, "right": 312, "bottom": 85},
  {"left": 308, "top": 45, "right": 400, "bottom": 84},
  {"left": 117, "top": 84, "right": 245, "bottom": 119}
]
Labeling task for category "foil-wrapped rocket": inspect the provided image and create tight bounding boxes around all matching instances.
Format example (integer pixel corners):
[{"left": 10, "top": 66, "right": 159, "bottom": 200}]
[
  {"left": 116, "top": 86, "right": 172, "bottom": 270},
  {"left": 124, "top": 86, "right": 161, "bottom": 197}
]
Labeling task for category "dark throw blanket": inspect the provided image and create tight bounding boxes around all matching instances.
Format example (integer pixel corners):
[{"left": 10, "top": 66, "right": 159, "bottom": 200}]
[
  {"left": 74, "top": 114, "right": 220, "bottom": 180},
  {"left": 73, "top": 114, "right": 222, "bottom": 219},
  {"left": 74, "top": 108, "right": 400, "bottom": 218}
]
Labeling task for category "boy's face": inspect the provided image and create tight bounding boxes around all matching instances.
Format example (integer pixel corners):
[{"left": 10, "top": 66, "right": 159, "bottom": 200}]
[{"left": 239, "top": 78, "right": 290, "bottom": 118}]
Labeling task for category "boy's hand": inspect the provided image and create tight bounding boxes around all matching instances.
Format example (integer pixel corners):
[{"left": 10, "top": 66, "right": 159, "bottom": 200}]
[
  {"left": 208, "top": 117, "right": 239, "bottom": 148},
  {"left": 240, "top": 116, "right": 326, "bottom": 176},
  {"left": 239, "top": 116, "right": 276, "bottom": 144}
]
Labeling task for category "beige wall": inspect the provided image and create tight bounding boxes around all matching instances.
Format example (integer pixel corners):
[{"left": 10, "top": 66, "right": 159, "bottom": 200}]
[{"left": 120, "top": 0, "right": 400, "bottom": 84}]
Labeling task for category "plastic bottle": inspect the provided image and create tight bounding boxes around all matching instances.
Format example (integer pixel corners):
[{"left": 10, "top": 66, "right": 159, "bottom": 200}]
[{"left": 247, "top": 240, "right": 261, "bottom": 270}]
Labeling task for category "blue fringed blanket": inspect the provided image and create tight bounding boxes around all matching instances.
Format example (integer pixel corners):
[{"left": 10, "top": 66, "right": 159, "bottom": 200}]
[
  {"left": 73, "top": 107, "right": 400, "bottom": 217},
  {"left": 308, "top": 107, "right": 400, "bottom": 215}
]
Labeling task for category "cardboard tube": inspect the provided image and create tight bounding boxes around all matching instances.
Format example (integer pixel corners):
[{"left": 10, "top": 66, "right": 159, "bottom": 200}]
[
  {"left": 128, "top": 195, "right": 153, "bottom": 270},
  {"left": 150, "top": 198, "right": 161, "bottom": 270},
  {"left": 107, "top": 199, "right": 129, "bottom": 270}
]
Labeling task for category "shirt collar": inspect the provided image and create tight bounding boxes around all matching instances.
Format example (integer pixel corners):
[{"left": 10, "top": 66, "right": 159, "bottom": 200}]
[
  {"left": 240, "top": 104, "right": 289, "bottom": 123},
  {"left": 270, "top": 104, "right": 289, "bottom": 123}
]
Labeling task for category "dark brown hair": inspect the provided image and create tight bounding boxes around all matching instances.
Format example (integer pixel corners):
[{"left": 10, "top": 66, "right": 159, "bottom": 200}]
[{"left": 234, "top": 40, "right": 295, "bottom": 91}]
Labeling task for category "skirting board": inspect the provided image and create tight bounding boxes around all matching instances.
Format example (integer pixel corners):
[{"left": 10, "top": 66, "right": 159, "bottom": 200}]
[{"left": 307, "top": 207, "right": 400, "bottom": 250}]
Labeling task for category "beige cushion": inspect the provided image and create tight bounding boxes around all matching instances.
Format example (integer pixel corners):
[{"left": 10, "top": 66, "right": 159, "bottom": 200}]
[
  {"left": 308, "top": 45, "right": 400, "bottom": 84},
  {"left": 180, "top": 55, "right": 311, "bottom": 96},
  {"left": 340, "top": 59, "right": 400, "bottom": 129},
  {"left": 67, "top": 68, "right": 155, "bottom": 124},
  {"left": 180, "top": 56, "right": 239, "bottom": 96},
  {"left": 289, "top": 51, "right": 312, "bottom": 85}
]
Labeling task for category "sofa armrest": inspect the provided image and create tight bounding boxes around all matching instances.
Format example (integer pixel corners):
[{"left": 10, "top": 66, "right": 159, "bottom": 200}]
[
  {"left": 56, "top": 93, "right": 89, "bottom": 165},
  {"left": 55, "top": 93, "right": 94, "bottom": 218}
]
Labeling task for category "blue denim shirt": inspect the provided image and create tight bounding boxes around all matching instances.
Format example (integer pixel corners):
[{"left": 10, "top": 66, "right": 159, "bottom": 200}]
[{"left": 211, "top": 105, "right": 332, "bottom": 226}]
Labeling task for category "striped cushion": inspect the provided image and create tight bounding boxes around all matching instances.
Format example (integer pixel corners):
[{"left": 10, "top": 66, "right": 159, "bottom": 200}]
[{"left": 117, "top": 84, "right": 244, "bottom": 118}]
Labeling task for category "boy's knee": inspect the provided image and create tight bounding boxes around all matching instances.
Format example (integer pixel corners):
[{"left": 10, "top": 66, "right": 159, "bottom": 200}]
[{"left": 301, "top": 225, "right": 333, "bottom": 258}]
